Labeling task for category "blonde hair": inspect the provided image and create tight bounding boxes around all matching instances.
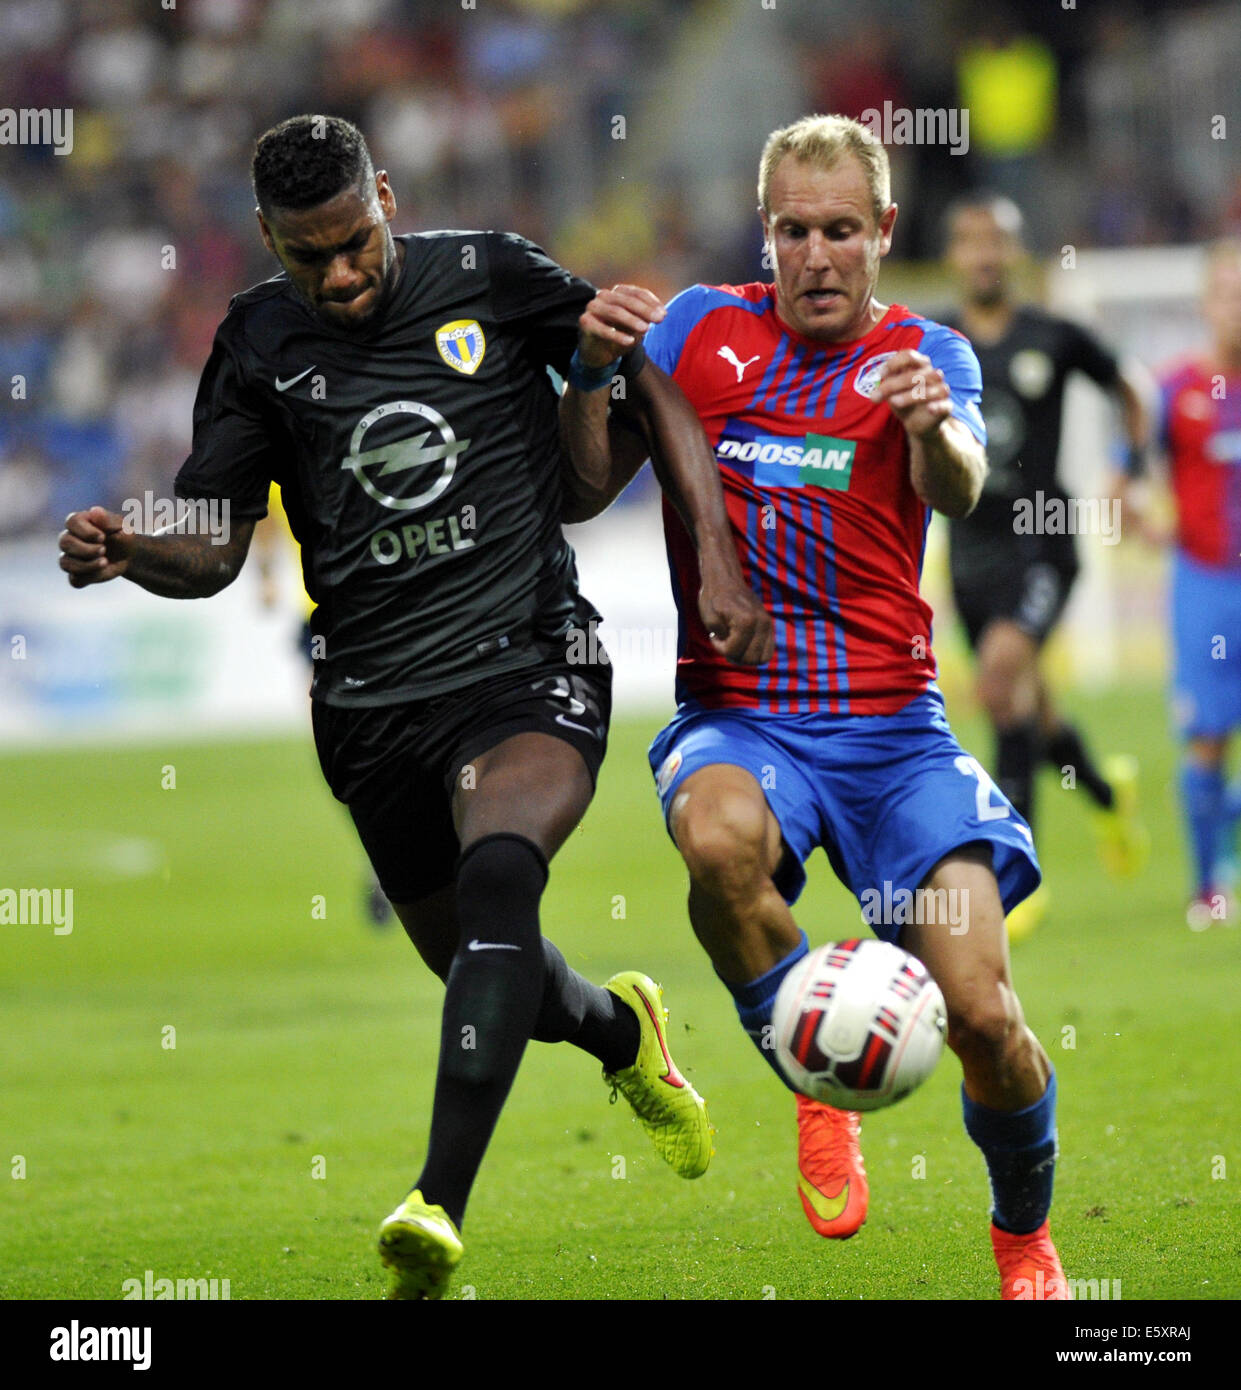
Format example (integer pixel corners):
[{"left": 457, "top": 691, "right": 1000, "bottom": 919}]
[{"left": 758, "top": 114, "right": 891, "bottom": 226}]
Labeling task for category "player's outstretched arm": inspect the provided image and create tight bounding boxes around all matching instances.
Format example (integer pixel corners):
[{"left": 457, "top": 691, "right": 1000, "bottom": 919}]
[
  {"left": 1105, "top": 361, "right": 1171, "bottom": 546},
  {"left": 1108, "top": 454, "right": 1174, "bottom": 548},
  {"left": 1114, "top": 360, "right": 1153, "bottom": 461},
  {"left": 559, "top": 410, "right": 653, "bottom": 525},
  {"left": 877, "top": 350, "right": 987, "bottom": 518},
  {"left": 630, "top": 361, "right": 773, "bottom": 664},
  {"left": 59, "top": 504, "right": 255, "bottom": 599},
  {"left": 909, "top": 416, "right": 988, "bottom": 518},
  {"left": 561, "top": 285, "right": 773, "bottom": 665}
]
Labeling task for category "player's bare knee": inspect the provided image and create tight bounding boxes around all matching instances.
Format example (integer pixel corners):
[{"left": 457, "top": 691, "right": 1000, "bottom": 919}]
[
  {"left": 976, "top": 666, "right": 1022, "bottom": 727},
  {"left": 674, "top": 789, "right": 772, "bottom": 905},
  {"left": 946, "top": 984, "right": 1020, "bottom": 1065}
]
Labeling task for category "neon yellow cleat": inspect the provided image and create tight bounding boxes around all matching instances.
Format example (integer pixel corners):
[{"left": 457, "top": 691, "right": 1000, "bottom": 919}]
[
  {"left": 603, "top": 971, "right": 713, "bottom": 1179},
  {"left": 377, "top": 1189, "right": 464, "bottom": 1301},
  {"left": 1094, "top": 755, "right": 1149, "bottom": 879},
  {"left": 1005, "top": 883, "right": 1050, "bottom": 945}
]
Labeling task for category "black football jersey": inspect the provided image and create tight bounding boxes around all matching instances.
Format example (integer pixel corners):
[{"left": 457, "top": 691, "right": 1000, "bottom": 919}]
[
  {"left": 176, "top": 231, "right": 619, "bottom": 705},
  {"left": 943, "top": 306, "right": 1120, "bottom": 575}
]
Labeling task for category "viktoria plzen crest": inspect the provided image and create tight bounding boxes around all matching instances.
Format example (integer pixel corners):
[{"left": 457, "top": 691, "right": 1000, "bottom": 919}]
[{"left": 435, "top": 319, "right": 486, "bottom": 375}]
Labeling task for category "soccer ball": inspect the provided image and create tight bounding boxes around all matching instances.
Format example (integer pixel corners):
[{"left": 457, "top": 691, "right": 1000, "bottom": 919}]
[{"left": 773, "top": 939, "right": 947, "bottom": 1111}]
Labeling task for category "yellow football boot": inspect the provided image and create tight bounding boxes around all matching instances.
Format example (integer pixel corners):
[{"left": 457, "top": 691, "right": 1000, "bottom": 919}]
[
  {"left": 1094, "top": 755, "right": 1149, "bottom": 878},
  {"left": 603, "top": 972, "right": 712, "bottom": 1179},
  {"left": 1006, "top": 884, "right": 1050, "bottom": 945},
  {"left": 377, "top": 1189, "right": 464, "bottom": 1301}
]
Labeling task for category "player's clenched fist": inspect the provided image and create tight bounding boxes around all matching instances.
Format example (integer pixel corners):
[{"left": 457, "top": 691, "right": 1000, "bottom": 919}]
[
  {"left": 577, "top": 284, "right": 666, "bottom": 368},
  {"left": 699, "top": 573, "right": 774, "bottom": 667},
  {"left": 876, "top": 350, "right": 954, "bottom": 440},
  {"left": 59, "top": 506, "right": 133, "bottom": 587}
]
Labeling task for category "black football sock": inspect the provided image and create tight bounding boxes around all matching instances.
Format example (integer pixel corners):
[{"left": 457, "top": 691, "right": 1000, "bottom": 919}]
[
  {"left": 995, "top": 720, "right": 1040, "bottom": 829},
  {"left": 414, "top": 833, "right": 548, "bottom": 1230},
  {"left": 1043, "top": 723, "right": 1115, "bottom": 810},
  {"left": 531, "top": 939, "right": 640, "bottom": 1073}
]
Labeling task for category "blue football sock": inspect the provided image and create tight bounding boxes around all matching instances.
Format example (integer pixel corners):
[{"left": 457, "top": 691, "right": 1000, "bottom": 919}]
[
  {"left": 962, "top": 1071, "right": 1058, "bottom": 1236},
  {"left": 720, "top": 931, "right": 809, "bottom": 1094},
  {"left": 1181, "top": 760, "right": 1224, "bottom": 895},
  {"left": 1218, "top": 780, "right": 1241, "bottom": 875}
]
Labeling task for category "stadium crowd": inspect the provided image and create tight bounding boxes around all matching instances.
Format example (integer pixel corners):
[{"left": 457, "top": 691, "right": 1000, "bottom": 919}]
[{"left": 2, "top": 0, "right": 1240, "bottom": 537}]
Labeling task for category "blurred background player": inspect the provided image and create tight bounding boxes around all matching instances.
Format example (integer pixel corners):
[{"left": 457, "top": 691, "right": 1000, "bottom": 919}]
[
  {"left": 942, "top": 194, "right": 1151, "bottom": 939},
  {"left": 252, "top": 483, "right": 393, "bottom": 927},
  {"left": 563, "top": 115, "right": 1067, "bottom": 1300},
  {"left": 1119, "top": 240, "right": 1241, "bottom": 928}
]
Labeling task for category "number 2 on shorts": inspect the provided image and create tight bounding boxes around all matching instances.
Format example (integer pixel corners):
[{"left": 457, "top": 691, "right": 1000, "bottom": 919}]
[{"left": 954, "top": 754, "right": 1010, "bottom": 822}]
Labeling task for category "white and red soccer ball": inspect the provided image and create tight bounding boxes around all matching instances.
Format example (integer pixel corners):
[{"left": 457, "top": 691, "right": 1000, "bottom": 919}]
[{"left": 773, "top": 939, "right": 947, "bottom": 1111}]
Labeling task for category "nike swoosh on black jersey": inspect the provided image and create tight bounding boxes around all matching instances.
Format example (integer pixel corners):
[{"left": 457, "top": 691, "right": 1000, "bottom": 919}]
[{"left": 274, "top": 365, "right": 316, "bottom": 391}]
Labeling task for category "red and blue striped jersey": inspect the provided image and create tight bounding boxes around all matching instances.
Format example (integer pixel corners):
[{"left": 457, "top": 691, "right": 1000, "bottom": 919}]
[
  {"left": 645, "top": 282, "right": 986, "bottom": 714},
  {"left": 1156, "top": 358, "right": 1241, "bottom": 571}
]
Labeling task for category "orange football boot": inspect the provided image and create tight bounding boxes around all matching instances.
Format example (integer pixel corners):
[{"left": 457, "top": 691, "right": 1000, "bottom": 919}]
[
  {"left": 991, "top": 1219, "right": 1069, "bottom": 1299},
  {"left": 795, "top": 1094, "right": 869, "bottom": 1238}
]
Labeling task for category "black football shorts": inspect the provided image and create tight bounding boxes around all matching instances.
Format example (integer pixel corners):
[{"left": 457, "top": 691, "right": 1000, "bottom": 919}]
[
  {"left": 311, "top": 660, "right": 611, "bottom": 903},
  {"left": 951, "top": 540, "right": 1079, "bottom": 650}
]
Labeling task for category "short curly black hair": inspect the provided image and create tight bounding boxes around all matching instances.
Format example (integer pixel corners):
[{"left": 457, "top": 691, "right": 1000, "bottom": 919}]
[{"left": 252, "top": 114, "right": 376, "bottom": 217}]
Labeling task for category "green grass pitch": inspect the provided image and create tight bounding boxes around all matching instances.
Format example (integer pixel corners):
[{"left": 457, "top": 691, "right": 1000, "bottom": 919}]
[{"left": 1, "top": 684, "right": 1237, "bottom": 1301}]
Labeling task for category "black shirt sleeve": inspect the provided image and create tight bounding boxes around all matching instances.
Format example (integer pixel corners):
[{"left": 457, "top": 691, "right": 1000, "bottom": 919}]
[
  {"left": 174, "top": 317, "right": 279, "bottom": 520},
  {"left": 484, "top": 231, "right": 650, "bottom": 384},
  {"left": 1062, "top": 319, "right": 1121, "bottom": 391},
  {"left": 486, "top": 231, "right": 599, "bottom": 379}
]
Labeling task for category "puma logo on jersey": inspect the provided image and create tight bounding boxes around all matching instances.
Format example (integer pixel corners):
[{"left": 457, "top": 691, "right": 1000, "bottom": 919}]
[
  {"left": 718, "top": 346, "right": 761, "bottom": 382},
  {"left": 274, "top": 365, "right": 316, "bottom": 392}
]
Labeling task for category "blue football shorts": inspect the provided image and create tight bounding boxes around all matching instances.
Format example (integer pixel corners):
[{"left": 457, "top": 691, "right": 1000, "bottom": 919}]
[
  {"left": 1171, "top": 548, "right": 1241, "bottom": 739},
  {"left": 648, "top": 685, "right": 1040, "bottom": 943}
]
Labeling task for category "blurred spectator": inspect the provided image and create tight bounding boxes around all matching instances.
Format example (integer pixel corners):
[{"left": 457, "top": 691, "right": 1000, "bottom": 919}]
[
  {"left": 0, "top": 0, "right": 687, "bottom": 537},
  {"left": 2, "top": 0, "right": 1240, "bottom": 540},
  {"left": 956, "top": 18, "right": 1058, "bottom": 244}
]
